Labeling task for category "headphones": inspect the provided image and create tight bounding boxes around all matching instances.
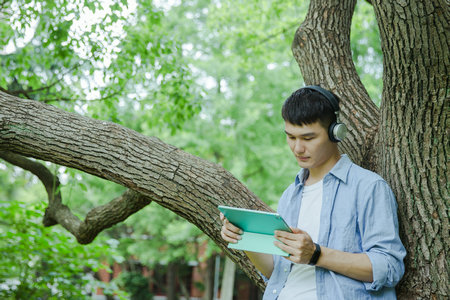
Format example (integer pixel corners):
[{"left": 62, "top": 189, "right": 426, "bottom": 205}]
[{"left": 303, "top": 85, "right": 348, "bottom": 142}]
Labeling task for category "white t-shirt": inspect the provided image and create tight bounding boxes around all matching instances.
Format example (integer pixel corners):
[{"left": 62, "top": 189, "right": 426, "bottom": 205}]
[{"left": 278, "top": 180, "right": 323, "bottom": 300}]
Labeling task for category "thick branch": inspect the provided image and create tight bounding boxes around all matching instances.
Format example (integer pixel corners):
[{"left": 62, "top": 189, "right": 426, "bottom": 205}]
[
  {"left": 0, "top": 91, "right": 267, "bottom": 289},
  {"left": 75, "top": 189, "right": 152, "bottom": 244},
  {"left": 0, "top": 150, "right": 152, "bottom": 244}
]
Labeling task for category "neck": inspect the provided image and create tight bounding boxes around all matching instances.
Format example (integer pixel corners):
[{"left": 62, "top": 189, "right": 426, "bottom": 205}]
[{"left": 305, "top": 151, "right": 341, "bottom": 185}]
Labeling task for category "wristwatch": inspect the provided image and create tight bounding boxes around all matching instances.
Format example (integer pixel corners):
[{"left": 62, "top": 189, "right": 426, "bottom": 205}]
[{"left": 308, "top": 243, "right": 321, "bottom": 266}]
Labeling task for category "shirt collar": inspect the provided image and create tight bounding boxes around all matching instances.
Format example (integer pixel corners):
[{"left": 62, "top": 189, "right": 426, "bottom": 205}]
[
  {"left": 295, "top": 154, "right": 352, "bottom": 185},
  {"left": 328, "top": 154, "right": 352, "bottom": 183}
]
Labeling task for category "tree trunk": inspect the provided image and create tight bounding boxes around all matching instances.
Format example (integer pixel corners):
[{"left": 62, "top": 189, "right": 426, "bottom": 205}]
[
  {"left": 292, "top": 0, "right": 449, "bottom": 298},
  {"left": 371, "top": 1, "right": 449, "bottom": 298},
  {"left": 291, "top": 0, "right": 380, "bottom": 170}
]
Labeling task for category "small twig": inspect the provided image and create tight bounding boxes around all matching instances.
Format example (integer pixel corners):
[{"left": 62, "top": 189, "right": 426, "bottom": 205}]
[
  {"left": 251, "top": 20, "right": 299, "bottom": 48},
  {"left": 41, "top": 89, "right": 123, "bottom": 103},
  {"left": 3, "top": 63, "right": 84, "bottom": 98}
]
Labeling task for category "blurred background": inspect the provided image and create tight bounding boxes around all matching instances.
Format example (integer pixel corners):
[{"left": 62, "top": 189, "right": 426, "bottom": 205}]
[{"left": 0, "top": 0, "right": 382, "bottom": 299}]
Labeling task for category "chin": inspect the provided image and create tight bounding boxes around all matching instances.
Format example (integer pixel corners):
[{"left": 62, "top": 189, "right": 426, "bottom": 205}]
[{"left": 296, "top": 160, "right": 312, "bottom": 168}]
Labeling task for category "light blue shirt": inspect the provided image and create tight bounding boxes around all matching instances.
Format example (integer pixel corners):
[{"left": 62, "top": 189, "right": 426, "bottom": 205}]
[{"left": 263, "top": 155, "right": 406, "bottom": 299}]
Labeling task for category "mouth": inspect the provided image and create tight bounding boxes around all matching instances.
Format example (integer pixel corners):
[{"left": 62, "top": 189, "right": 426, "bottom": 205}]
[{"left": 297, "top": 156, "right": 309, "bottom": 161}]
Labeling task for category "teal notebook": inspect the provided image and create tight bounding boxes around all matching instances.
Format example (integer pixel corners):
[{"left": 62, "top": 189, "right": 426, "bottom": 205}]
[{"left": 218, "top": 205, "right": 292, "bottom": 256}]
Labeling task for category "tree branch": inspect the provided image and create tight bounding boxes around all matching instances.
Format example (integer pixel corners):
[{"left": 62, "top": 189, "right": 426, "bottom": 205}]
[
  {"left": 0, "top": 62, "right": 124, "bottom": 104},
  {"left": 2, "top": 63, "right": 83, "bottom": 98},
  {"left": 0, "top": 150, "right": 61, "bottom": 205},
  {"left": 252, "top": 20, "right": 299, "bottom": 48},
  {"left": 0, "top": 93, "right": 266, "bottom": 289},
  {"left": 0, "top": 150, "right": 152, "bottom": 244},
  {"left": 41, "top": 89, "right": 123, "bottom": 103}
]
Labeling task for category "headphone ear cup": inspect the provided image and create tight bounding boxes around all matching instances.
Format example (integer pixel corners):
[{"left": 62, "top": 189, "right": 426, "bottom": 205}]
[
  {"left": 328, "top": 122, "right": 347, "bottom": 142},
  {"left": 328, "top": 122, "right": 339, "bottom": 142}
]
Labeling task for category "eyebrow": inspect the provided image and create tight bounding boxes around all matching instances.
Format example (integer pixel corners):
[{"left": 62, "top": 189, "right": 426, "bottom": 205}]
[{"left": 284, "top": 130, "right": 316, "bottom": 137}]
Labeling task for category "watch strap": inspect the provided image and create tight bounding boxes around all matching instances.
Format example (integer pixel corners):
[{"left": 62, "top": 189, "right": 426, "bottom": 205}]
[{"left": 308, "top": 243, "right": 321, "bottom": 266}]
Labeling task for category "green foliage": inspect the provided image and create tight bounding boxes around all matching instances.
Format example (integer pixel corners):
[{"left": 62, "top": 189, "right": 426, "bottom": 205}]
[
  {"left": 149, "top": 0, "right": 307, "bottom": 208},
  {"left": 0, "top": 0, "right": 385, "bottom": 292},
  {"left": 351, "top": 0, "right": 383, "bottom": 105},
  {"left": 0, "top": 162, "right": 127, "bottom": 299},
  {"left": 0, "top": 199, "right": 125, "bottom": 299},
  {"left": 120, "top": 204, "right": 205, "bottom": 266},
  {"left": 117, "top": 272, "right": 153, "bottom": 300},
  {"left": 0, "top": 0, "right": 201, "bottom": 132},
  {"left": 59, "top": 166, "right": 128, "bottom": 216}
]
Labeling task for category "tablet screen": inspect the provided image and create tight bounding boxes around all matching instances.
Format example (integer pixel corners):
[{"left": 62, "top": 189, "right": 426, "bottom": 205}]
[{"left": 218, "top": 205, "right": 292, "bottom": 235}]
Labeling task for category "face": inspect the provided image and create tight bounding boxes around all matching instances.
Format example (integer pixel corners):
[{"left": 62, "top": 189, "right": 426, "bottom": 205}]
[{"left": 285, "top": 121, "right": 339, "bottom": 171}]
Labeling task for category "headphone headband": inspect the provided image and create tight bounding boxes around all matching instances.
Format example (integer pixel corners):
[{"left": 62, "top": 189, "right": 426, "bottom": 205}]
[
  {"left": 303, "top": 85, "right": 339, "bottom": 112},
  {"left": 301, "top": 85, "right": 347, "bottom": 142}
]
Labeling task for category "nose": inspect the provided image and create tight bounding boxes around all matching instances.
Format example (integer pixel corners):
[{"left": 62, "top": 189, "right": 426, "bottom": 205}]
[{"left": 294, "top": 139, "right": 305, "bottom": 154}]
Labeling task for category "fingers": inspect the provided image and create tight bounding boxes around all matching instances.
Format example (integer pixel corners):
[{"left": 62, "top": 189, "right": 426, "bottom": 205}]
[
  {"left": 221, "top": 225, "right": 242, "bottom": 243},
  {"left": 223, "top": 216, "right": 242, "bottom": 234},
  {"left": 275, "top": 227, "right": 306, "bottom": 238},
  {"left": 220, "top": 214, "right": 243, "bottom": 244},
  {"left": 274, "top": 241, "right": 310, "bottom": 264},
  {"left": 274, "top": 241, "right": 299, "bottom": 263},
  {"left": 273, "top": 228, "right": 315, "bottom": 264}
]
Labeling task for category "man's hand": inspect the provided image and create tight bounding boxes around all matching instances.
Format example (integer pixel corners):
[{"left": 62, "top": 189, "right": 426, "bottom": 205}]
[
  {"left": 274, "top": 227, "right": 316, "bottom": 264},
  {"left": 220, "top": 212, "right": 243, "bottom": 244},
  {"left": 219, "top": 212, "right": 274, "bottom": 278},
  {"left": 275, "top": 227, "right": 374, "bottom": 282}
]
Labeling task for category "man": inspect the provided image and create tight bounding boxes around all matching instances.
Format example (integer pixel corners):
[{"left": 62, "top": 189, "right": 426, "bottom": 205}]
[{"left": 220, "top": 86, "right": 406, "bottom": 299}]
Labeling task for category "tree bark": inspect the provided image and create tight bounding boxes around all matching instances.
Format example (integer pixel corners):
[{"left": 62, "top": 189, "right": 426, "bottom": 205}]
[
  {"left": 292, "top": 0, "right": 449, "bottom": 298},
  {"left": 0, "top": 91, "right": 266, "bottom": 290},
  {"left": 371, "top": 1, "right": 449, "bottom": 298},
  {"left": 292, "top": 0, "right": 380, "bottom": 170}
]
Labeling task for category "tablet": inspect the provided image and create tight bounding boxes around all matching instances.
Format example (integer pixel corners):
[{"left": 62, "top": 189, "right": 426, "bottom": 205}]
[{"left": 218, "top": 205, "right": 292, "bottom": 256}]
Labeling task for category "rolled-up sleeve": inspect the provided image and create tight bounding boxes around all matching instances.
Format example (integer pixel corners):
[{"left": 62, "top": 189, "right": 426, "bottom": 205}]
[{"left": 359, "top": 180, "right": 406, "bottom": 291}]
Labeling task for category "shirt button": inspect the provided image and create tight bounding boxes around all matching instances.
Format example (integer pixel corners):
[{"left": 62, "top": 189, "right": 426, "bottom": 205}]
[
  {"left": 284, "top": 268, "right": 288, "bottom": 272},
  {"left": 273, "top": 289, "right": 277, "bottom": 294}
]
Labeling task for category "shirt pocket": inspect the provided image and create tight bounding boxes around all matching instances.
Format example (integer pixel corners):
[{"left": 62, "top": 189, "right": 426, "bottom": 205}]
[{"left": 329, "top": 208, "right": 361, "bottom": 253}]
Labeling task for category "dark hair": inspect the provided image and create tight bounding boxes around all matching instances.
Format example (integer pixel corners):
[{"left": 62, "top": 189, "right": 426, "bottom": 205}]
[{"left": 281, "top": 87, "right": 338, "bottom": 129}]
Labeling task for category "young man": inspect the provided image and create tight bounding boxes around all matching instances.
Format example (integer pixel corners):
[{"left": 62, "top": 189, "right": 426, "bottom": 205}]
[{"left": 220, "top": 86, "right": 406, "bottom": 299}]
